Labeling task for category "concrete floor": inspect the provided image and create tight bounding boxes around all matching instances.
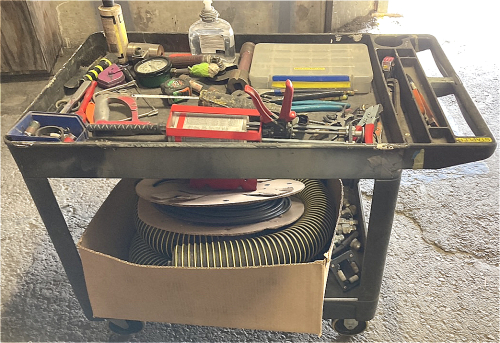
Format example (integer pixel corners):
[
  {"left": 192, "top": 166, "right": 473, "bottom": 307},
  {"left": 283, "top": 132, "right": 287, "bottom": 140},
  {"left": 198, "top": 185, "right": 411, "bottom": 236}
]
[{"left": 1, "top": 2, "right": 499, "bottom": 342}]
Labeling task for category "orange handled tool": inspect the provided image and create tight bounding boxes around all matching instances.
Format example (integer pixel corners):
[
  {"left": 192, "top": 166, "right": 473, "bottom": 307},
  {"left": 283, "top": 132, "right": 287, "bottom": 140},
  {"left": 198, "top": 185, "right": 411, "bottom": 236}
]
[
  {"left": 406, "top": 74, "right": 439, "bottom": 127},
  {"left": 86, "top": 102, "right": 96, "bottom": 124},
  {"left": 74, "top": 81, "right": 98, "bottom": 123}
]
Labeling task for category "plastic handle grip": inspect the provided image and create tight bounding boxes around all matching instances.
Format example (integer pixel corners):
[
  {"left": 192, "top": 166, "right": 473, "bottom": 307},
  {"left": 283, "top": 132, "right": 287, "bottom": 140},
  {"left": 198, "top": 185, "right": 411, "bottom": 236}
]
[
  {"left": 425, "top": 35, "right": 495, "bottom": 140},
  {"left": 94, "top": 95, "right": 110, "bottom": 122},
  {"left": 168, "top": 54, "right": 204, "bottom": 68},
  {"left": 364, "top": 123, "right": 375, "bottom": 144},
  {"left": 278, "top": 79, "right": 296, "bottom": 122},
  {"left": 412, "top": 89, "right": 425, "bottom": 114},
  {"left": 75, "top": 81, "right": 98, "bottom": 122},
  {"left": 244, "top": 85, "right": 275, "bottom": 123},
  {"left": 86, "top": 123, "right": 162, "bottom": 134}
]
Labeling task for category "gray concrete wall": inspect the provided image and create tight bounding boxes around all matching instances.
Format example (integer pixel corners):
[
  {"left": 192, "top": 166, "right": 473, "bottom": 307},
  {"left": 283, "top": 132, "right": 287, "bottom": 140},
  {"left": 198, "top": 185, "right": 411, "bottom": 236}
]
[
  {"left": 330, "top": 1, "right": 376, "bottom": 30},
  {"left": 54, "top": 1, "right": 375, "bottom": 48}
]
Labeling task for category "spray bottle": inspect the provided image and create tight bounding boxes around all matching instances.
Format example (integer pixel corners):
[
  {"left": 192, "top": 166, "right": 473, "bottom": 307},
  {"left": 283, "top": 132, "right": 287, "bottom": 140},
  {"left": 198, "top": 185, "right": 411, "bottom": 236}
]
[
  {"left": 98, "top": 0, "right": 128, "bottom": 63},
  {"left": 188, "top": 0, "right": 235, "bottom": 63}
]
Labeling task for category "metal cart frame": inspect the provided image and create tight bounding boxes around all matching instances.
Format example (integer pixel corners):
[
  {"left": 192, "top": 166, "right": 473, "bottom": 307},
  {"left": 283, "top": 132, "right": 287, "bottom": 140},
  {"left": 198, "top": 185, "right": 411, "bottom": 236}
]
[{"left": 5, "top": 33, "right": 496, "bottom": 333}]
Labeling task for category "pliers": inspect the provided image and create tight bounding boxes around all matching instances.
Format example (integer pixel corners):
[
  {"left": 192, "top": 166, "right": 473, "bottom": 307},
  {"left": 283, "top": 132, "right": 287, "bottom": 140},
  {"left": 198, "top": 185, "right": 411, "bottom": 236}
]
[
  {"left": 244, "top": 80, "right": 353, "bottom": 139},
  {"left": 263, "top": 91, "right": 351, "bottom": 112},
  {"left": 245, "top": 79, "right": 296, "bottom": 125},
  {"left": 355, "top": 104, "right": 383, "bottom": 143}
]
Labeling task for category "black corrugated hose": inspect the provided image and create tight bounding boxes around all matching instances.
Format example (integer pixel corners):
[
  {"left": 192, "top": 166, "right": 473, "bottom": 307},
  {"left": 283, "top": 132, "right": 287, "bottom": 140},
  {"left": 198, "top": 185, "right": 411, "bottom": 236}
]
[{"left": 129, "top": 179, "right": 337, "bottom": 267}]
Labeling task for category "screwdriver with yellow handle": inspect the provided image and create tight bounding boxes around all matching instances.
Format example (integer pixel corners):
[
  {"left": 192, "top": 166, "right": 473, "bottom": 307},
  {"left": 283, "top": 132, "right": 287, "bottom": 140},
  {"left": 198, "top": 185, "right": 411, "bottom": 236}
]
[{"left": 406, "top": 74, "right": 439, "bottom": 127}]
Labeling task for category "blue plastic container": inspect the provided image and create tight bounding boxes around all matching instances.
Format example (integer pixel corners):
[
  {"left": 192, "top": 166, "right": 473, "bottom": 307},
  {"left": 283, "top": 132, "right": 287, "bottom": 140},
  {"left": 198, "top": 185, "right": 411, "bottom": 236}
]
[{"left": 6, "top": 112, "right": 87, "bottom": 142}]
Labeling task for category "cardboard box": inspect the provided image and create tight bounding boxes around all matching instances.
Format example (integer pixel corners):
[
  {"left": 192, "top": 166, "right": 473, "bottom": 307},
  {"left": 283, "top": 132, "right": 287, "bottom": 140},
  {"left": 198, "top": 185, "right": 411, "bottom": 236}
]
[{"left": 77, "top": 179, "right": 342, "bottom": 335}]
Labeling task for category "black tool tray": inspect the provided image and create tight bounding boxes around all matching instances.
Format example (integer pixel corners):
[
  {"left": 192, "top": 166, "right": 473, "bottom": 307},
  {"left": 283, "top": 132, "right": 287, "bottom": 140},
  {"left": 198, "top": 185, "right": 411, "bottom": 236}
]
[{"left": 5, "top": 33, "right": 496, "bottom": 180}]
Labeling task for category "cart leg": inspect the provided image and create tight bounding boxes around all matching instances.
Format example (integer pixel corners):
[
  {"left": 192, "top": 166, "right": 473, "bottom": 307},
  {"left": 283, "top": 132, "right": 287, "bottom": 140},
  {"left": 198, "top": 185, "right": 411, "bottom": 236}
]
[
  {"left": 23, "top": 177, "right": 96, "bottom": 321},
  {"left": 358, "top": 175, "right": 401, "bottom": 314}
]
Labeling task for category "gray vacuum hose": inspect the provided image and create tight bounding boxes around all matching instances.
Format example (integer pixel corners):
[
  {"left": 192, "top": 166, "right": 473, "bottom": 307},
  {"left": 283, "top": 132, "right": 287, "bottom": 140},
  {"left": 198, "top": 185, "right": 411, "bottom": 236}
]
[
  {"left": 129, "top": 233, "right": 171, "bottom": 266},
  {"left": 131, "top": 179, "right": 337, "bottom": 267}
]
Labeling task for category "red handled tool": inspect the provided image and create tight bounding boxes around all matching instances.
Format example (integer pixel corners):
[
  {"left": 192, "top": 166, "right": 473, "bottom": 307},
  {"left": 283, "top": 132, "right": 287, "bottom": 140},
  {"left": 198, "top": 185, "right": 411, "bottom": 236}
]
[
  {"left": 93, "top": 94, "right": 147, "bottom": 125},
  {"left": 355, "top": 104, "right": 383, "bottom": 144},
  {"left": 244, "top": 79, "right": 296, "bottom": 139},
  {"left": 244, "top": 79, "right": 296, "bottom": 124},
  {"left": 74, "top": 81, "right": 98, "bottom": 123}
]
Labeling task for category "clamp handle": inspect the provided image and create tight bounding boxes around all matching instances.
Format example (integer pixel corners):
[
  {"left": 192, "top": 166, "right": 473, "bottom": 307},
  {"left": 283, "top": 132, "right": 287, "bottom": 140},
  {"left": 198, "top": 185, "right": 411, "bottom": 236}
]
[
  {"left": 244, "top": 85, "right": 276, "bottom": 123},
  {"left": 278, "top": 79, "right": 296, "bottom": 122},
  {"left": 364, "top": 123, "right": 375, "bottom": 144},
  {"left": 244, "top": 79, "right": 296, "bottom": 123},
  {"left": 94, "top": 94, "right": 147, "bottom": 125}
]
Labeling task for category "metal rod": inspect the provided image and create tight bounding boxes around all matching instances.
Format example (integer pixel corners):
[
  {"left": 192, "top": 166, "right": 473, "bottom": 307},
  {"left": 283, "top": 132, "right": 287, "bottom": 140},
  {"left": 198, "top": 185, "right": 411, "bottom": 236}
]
[
  {"left": 295, "top": 124, "right": 349, "bottom": 130},
  {"left": 118, "top": 109, "right": 159, "bottom": 121},
  {"left": 131, "top": 94, "right": 199, "bottom": 100},
  {"left": 261, "top": 138, "right": 351, "bottom": 144},
  {"left": 292, "top": 129, "right": 348, "bottom": 135},
  {"left": 93, "top": 80, "right": 137, "bottom": 98}
]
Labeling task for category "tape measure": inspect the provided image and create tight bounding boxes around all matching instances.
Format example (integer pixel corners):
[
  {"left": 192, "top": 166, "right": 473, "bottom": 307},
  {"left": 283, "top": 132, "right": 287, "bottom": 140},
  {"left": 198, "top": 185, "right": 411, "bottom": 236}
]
[
  {"left": 160, "top": 78, "right": 191, "bottom": 104},
  {"left": 133, "top": 56, "right": 172, "bottom": 88}
]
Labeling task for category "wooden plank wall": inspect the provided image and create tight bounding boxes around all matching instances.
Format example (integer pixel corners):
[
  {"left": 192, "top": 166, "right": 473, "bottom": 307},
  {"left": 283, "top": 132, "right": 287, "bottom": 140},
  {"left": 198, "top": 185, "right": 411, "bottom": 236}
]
[{"left": 1, "top": 0, "right": 63, "bottom": 75}]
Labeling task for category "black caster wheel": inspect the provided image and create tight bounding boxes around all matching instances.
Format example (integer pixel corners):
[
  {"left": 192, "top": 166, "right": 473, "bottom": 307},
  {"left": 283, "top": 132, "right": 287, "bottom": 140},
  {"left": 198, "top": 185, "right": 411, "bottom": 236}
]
[
  {"left": 332, "top": 319, "right": 367, "bottom": 335},
  {"left": 108, "top": 319, "right": 145, "bottom": 335}
]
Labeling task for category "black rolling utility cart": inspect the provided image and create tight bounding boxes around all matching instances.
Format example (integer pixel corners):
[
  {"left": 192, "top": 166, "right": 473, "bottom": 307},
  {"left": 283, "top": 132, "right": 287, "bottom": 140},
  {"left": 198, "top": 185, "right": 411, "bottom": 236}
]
[{"left": 5, "top": 33, "right": 496, "bottom": 336}]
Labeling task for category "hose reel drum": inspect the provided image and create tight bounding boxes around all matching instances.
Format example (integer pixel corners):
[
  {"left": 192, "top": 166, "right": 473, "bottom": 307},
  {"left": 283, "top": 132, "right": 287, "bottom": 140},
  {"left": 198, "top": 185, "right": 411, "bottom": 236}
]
[{"left": 130, "top": 178, "right": 339, "bottom": 267}]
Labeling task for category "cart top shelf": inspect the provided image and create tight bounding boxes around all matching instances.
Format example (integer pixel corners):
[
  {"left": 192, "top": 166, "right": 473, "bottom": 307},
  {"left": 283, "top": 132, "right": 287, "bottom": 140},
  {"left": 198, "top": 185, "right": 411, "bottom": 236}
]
[{"left": 4, "top": 33, "right": 496, "bottom": 180}]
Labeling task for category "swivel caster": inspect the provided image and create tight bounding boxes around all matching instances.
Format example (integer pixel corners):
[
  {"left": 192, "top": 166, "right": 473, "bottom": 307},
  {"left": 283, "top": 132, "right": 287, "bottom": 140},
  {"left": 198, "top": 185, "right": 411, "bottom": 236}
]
[
  {"left": 332, "top": 318, "right": 367, "bottom": 335},
  {"left": 108, "top": 319, "right": 145, "bottom": 335}
]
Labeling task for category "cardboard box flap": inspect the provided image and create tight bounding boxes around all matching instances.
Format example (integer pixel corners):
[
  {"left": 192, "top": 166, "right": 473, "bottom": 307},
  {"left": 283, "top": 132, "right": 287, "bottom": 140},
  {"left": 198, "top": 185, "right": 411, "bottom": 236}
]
[
  {"left": 78, "top": 179, "right": 138, "bottom": 260},
  {"left": 80, "top": 248, "right": 326, "bottom": 334},
  {"left": 78, "top": 178, "right": 343, "bottom": 335}
]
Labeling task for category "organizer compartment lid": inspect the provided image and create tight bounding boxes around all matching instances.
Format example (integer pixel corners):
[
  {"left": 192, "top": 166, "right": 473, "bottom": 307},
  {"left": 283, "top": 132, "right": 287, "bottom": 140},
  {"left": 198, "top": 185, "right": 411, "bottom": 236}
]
[{"left": 249, "top": 43, "right": 373, "bottom": 93}]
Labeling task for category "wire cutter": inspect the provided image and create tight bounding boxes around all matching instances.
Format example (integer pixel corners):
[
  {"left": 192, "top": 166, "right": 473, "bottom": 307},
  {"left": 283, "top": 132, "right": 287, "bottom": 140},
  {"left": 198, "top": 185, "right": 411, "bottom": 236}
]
[{"left": 355, "top": 104, "right": 383, "bottom": 143}]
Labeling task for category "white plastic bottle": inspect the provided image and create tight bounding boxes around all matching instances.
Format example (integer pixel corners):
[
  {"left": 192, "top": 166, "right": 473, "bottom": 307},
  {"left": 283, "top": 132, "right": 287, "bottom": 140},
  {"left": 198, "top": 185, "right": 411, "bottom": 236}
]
[{"left": 188, "top": 0, "right": 236, "bottom": 63}]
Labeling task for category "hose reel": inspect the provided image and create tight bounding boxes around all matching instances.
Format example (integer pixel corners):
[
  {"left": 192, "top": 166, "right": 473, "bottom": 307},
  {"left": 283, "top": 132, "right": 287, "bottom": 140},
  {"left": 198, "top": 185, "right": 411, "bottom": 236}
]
[{"left": 129, "top": 179, "right": 337, "bottom": 267}]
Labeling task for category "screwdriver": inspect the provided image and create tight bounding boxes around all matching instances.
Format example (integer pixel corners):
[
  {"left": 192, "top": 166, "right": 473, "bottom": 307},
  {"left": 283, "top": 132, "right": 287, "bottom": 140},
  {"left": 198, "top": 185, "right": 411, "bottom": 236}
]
[
  {"left": 260, "top": 89, "right": 355, "bottom": 96},
  {"left": 406, "top": 74, "right": 439, "bottom": 127}
]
